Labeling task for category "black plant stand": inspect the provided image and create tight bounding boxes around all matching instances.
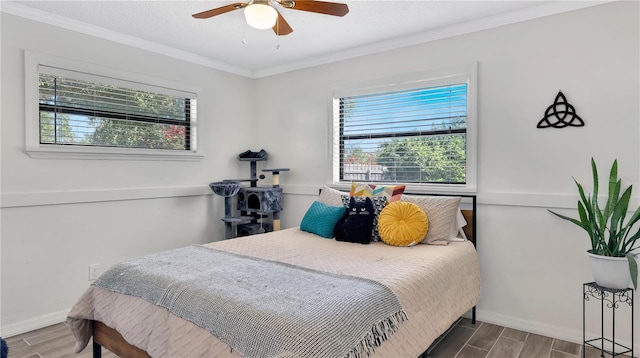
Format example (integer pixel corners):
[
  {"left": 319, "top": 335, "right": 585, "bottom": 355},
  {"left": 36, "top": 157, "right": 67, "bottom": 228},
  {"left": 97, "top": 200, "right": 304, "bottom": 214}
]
[{"left": 583, "top": 282, "right": 634, "bottom": 357}]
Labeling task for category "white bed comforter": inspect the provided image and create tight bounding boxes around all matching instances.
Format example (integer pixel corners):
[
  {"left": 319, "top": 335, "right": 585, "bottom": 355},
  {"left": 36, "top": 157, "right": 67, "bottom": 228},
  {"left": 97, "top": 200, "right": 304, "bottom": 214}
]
[{"left": 68, "top": 227, "right": 481, "bottom": 358}]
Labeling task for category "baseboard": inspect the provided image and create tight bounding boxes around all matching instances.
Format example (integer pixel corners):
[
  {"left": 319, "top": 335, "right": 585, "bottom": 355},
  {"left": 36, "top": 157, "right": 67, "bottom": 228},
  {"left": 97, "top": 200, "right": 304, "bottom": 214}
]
[
  {"left": 477, "top": 310, "right": 640, "bottom": 355},
  {"left": 2, "top": 309, "right": 69, "bottom": 338}
]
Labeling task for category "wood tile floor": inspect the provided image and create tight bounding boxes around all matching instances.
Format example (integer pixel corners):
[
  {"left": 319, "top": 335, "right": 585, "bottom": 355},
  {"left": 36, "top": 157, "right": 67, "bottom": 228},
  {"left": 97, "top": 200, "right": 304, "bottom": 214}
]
[
  {"left": 4, "top": 321, "right": 116, "bottom": 358},
  {"left": 3, "top": 318, "right": 627, "bottom": 358},
  {"left": 428, "top": 318, "right": 626, "bottom": 358}
]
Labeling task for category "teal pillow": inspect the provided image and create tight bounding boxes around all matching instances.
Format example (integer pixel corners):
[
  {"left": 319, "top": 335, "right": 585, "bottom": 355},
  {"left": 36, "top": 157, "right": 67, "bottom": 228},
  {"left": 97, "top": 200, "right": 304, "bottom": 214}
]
[{"left": 300, "top": 201, "right": 346, "bottom": 238}]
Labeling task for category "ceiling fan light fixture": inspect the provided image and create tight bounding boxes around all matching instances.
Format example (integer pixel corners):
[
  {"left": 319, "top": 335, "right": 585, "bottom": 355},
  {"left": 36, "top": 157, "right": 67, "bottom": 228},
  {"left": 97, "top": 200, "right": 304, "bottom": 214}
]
[{"left": 244, "top": 3, "right": 278, "bottom": 30}]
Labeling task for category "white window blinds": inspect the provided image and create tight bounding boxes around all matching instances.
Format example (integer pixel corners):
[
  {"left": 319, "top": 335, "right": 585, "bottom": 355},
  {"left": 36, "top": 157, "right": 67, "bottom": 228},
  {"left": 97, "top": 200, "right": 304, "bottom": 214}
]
[
  {"left": 334, "top": 82, "right": 468, "bottom": 184},
  {"left": 38, "top": 65, "right": 197, "bottom": 151}
]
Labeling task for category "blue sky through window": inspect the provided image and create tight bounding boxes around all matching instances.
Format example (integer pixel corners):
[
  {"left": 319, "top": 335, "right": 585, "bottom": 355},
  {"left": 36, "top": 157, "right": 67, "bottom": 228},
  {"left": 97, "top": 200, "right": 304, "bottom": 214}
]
[{"left": 340, "top": 83, "right": 467, "bottom": 154}]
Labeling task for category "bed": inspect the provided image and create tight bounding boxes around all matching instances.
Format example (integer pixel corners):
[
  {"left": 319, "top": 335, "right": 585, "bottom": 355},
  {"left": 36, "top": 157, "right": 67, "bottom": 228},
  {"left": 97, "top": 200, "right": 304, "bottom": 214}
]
[{"left": 67, "top": 189, "right": 481, "bottom": 358}]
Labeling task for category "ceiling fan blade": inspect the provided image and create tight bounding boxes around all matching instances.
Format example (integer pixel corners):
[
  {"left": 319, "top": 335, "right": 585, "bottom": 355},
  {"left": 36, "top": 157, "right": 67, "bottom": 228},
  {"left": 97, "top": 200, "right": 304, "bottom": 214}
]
[
  {"left": 192, "top": 3, "right": 246, "bottom": 19},
  {"left": 284, "top": 0, "right": 349, "bottom": 17},
  {"left": 273, "top": 10, "right": 293, "bottom": 36}
]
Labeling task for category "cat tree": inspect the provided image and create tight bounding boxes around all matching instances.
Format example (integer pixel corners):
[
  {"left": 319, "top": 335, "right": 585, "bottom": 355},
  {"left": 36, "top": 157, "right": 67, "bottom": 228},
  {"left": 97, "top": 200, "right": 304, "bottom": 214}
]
[{"left": 209, "top": 150, "right": 289, "bottom": 239}]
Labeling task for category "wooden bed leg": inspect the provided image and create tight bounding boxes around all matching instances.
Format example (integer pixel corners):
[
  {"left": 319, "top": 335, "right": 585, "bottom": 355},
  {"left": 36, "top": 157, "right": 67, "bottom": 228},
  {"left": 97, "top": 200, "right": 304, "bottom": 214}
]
[
  {"left": 472, "top": 306, "right": 477, "bottom": 324},
  {"left": 93, "top": 340, "right": 102, "bottom": 358}
]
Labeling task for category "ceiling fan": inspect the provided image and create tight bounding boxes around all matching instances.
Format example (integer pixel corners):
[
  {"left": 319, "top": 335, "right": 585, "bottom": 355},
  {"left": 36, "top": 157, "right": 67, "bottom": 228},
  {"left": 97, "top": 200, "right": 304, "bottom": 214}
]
[{"left": 192, "top": 0, "right": 349, "bottom": 36}]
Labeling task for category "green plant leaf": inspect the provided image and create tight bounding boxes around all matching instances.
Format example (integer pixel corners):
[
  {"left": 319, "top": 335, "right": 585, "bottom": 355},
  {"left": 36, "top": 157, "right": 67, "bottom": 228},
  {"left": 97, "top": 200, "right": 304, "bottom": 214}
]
[
  {"left": 608, "top": 186, "right": 632, "bottom": 254},
  {"left": 609, "top": 159, "right": 618, "bottom": 185},
  {"left": 622, "top": 229, "right": 640, "bottom": 252},
  {"left": 624, "top": 205, "right": 640, "bottom": 232},
  {"left": 575, "top": 177, "right": 589, "bottom": 205},
  {"left": 603, "top": 160, "right": 618, "bottom": 225},
  {"left": 551, "top": 158, "right": 640, "bottom": 279},
  {"left": 548, "top": 209, "right": 589, "bottom": 231},
  {"left": 574, "top": 176, "right": 603, "bottom": 248},
  {"left": 627, "top": 253, "right": 638, "bottom": 290},
  {"left": 591, "top": 159, "right": 604, "bottom": 228},
  {"left": 591, "top": 157, "right": 599, "bottom": 199},
  {"left": 576, "top": 202, "right": 596, "bottom": 245},
  {"left": 577, "top": 201, "right": 588, "bottom": 223},
  {"left": 604, "top": 181, "right": 621, "bottom": 229}
]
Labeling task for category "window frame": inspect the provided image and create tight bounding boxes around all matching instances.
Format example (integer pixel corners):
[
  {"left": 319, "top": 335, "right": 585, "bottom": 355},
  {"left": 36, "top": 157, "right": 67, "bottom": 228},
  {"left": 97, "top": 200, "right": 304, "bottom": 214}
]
[
  {"left": 25, "top": 51, "right": 203, "bottom": 161},
  {"left": 330, "top": 63, "right": 477, "bottom": 193}
]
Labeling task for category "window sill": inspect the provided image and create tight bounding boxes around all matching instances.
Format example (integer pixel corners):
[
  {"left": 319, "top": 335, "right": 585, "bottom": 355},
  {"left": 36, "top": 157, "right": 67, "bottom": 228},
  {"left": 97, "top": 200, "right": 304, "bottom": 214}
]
[{"left": 25, "top": 145, "right": 204, "bottom": 161}]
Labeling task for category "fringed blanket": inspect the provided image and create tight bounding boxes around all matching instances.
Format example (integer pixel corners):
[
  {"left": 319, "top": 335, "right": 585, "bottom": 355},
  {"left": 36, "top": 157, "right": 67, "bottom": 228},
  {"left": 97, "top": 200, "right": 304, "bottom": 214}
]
[{"left": 93, "top": 245, "right": 407, "bottom": 358}]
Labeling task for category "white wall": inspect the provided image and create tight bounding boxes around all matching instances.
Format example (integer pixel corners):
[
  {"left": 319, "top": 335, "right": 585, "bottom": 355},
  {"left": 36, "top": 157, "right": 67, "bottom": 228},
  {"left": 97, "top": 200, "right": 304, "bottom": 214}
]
[
  {"left": 254, "top": 1, "right": 640, "bottom": 350},
  {"left": 0, "top": 13, "right": 256, "bottom": 335},
  {"left": 2, "top": 0, "right": 639, "bottom": 351}
]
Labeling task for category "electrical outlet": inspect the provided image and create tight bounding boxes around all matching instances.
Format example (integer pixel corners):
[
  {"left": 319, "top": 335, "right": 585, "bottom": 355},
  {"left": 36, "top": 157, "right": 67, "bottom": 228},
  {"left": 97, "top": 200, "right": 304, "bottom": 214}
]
[{"left": 88, "top": 264, "right": 101, "bottom": 281}]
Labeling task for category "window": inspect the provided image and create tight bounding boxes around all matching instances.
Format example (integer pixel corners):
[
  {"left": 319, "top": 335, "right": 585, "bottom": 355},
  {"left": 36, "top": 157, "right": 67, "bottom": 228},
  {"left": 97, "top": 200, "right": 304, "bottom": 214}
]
[
  {"left": 332, "top": 64, "right": 476, "bottom": 192},
  {"left": 39, "top": 68, "right": 194, "bottom": 150},
  {"left": 25, "top": 51, "right": 202, "bottom": 160}
]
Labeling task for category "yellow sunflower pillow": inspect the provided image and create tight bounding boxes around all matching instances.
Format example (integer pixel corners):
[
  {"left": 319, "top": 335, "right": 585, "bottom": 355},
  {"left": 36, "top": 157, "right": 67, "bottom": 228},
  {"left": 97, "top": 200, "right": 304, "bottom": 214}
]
[{"left": 378, "top": 201, "right": 428, "bottom": 247}]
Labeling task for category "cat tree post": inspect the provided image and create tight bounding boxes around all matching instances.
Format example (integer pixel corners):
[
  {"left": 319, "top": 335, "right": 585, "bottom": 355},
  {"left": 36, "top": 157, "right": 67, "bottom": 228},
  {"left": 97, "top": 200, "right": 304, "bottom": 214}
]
[{"left": 262, "top": 168, "right": 289, "bottom": 231}]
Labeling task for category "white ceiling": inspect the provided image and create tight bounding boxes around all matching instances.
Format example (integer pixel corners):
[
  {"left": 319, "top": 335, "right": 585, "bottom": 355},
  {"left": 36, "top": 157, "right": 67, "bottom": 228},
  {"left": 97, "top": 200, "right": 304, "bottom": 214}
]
[{"left": 2, "top": 0, "right": 610, "bottom": 78}]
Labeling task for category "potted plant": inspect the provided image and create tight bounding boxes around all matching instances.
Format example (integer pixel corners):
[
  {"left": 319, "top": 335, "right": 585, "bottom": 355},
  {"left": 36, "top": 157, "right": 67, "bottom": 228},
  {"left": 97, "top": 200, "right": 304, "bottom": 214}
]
[{"left": 549, "top": 158, "right": 639, "bottom": 290}]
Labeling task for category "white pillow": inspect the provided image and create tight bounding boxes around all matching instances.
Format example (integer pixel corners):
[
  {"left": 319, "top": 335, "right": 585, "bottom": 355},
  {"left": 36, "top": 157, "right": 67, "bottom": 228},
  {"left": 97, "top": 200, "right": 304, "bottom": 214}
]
[
  {"left": 449, "top": 210, "right": 468, "bottom": 242},
  {"left": 318, "top": 185, "right": 349, "bottom": 207},
  {"left": 400, "top": 194, "right": 462, "bottom": 245}
]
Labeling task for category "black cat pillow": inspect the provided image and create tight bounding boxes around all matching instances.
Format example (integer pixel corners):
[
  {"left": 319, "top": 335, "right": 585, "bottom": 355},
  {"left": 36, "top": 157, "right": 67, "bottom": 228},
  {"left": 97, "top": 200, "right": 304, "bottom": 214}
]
[{"left": 334, "top": 196, "right": 375, "bottom": 244}]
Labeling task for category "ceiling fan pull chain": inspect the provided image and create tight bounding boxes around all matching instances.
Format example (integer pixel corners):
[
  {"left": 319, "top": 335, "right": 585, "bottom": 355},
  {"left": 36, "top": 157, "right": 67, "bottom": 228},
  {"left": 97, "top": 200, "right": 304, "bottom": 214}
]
[{"left": 242, "top": 17, "right": 248, "bottom": 44}]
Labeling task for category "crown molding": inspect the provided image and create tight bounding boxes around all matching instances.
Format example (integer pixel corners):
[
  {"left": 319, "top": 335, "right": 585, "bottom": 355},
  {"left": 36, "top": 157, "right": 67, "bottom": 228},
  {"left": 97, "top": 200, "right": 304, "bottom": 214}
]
[
  {"left": 252, "top": 1, "right": 615, "bottom": 78},
  {"left": 0, "top": 1, "right": 254, "bottom": 78},
  {"left": 1, "top": 1, "right": 615, "bottom": 79}
]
